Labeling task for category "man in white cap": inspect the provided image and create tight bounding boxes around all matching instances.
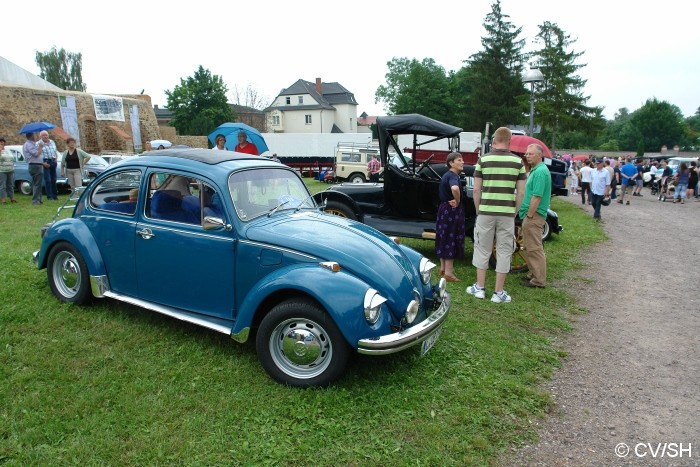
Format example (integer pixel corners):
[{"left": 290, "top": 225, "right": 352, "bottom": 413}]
[{"left": 590, "top": 158, "right": 611, "bottom": 221}]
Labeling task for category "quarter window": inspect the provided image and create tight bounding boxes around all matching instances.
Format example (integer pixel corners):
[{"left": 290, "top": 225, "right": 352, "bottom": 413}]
[{"left": 90, "top": 169, "right": 142, "bottom": 215}]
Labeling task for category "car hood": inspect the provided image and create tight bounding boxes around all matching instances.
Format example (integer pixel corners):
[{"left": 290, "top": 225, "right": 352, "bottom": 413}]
[{"left": 245, "top": 210, "right": 421, "bottom": 298}]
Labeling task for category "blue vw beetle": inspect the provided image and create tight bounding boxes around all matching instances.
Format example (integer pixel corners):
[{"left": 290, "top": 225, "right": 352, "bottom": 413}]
[{"left": 34, "top": 149, "right": 450, "bottom": 387}]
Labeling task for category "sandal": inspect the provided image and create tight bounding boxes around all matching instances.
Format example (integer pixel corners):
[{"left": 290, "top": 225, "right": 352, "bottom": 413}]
[
  {"left": 10, "top": 199, "right": 16, "bottom": 203},
  {"left": 439, "top": 270, "right": 445, "bottom": 277},
  {"left": 443, "top": 274, "right": 461, "bottom": 283}
]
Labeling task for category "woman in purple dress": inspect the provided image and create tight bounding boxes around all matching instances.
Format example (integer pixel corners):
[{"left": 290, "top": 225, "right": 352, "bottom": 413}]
[{"left": 435, "top": 152, "right": 465, "bottom": 282}]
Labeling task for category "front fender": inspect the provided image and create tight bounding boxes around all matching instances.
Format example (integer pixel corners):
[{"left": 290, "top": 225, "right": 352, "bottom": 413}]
[
  {"left": 232, "top": 263, "right": 389, "bottom": 348},
  {"left": 36, "top": 218, "right": 106, "bottom": 276},
  {"left": 313, "top": 191, "right": 363, "bottom": 221}
]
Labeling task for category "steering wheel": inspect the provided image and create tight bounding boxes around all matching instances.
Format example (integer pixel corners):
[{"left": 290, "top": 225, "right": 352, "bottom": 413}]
[{"left": 416, "top": 154, "right": 441, "bottom": 179}]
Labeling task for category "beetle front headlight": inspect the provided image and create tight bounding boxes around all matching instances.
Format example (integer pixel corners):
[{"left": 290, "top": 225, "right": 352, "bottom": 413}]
[
  {"left": 364, "top": 289, "right": 387, "bottom": 325},
  {"left": 419, "top": 257, "right": 436, "bottom": 284}
]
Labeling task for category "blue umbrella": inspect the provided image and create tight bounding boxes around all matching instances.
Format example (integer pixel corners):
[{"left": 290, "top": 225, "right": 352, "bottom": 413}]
[
  {"left": 208, "top": 122, "right": 269, "bottom": 154},
  {"left": 18, "top": 121, "right": 56, "bottom": 134}
]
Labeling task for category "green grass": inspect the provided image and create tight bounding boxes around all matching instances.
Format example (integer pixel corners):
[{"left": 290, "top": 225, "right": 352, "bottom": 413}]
[{"left": 0, "top": 184, "right": 605, "bottom": 466}]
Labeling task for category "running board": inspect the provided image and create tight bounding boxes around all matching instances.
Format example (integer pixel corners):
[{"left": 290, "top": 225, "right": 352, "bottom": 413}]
[{"left": 102, "top": 290, "right": 233, "bottom": 335}]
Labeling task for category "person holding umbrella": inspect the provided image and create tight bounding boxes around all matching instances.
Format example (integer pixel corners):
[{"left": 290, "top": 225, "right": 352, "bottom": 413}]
[
  {"left": 23, "top": 132, "right": 44, "bottom": 205},
  {"left": 234, "top": 131, "right": 259, "bottom": 155},
  {"left": 38, "top": 130, "right": 59, "bottom": 200}
]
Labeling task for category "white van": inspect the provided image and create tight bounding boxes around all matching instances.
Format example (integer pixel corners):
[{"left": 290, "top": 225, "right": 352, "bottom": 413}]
[{"left": 667, "top": 156, "right": 698, "bottom": 175}]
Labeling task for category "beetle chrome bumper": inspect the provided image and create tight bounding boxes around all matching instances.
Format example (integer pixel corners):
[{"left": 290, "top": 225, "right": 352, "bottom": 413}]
[{"left": 357, "top": 292, "right": 450, "bottom": 355}]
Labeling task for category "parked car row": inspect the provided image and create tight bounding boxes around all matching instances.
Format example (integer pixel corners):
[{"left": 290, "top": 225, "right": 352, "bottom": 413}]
[{"left": 7, "top": 145, "right": 110, "bottom": 195}]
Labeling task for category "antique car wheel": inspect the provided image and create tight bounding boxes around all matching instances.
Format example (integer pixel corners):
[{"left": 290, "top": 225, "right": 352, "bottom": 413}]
[
  {"left": 349, "top": 173, "right": 366, "bottom": 183},
  {"left": 489, "top": 225, "right": 528, "bottom": 273},
  {"left": 542, "top": 219, "right": 552, "bottom": 241},
  {"left": 256, "top": 299, "right": 350, "bottom": 388},
  {"left": 47, "top": 241, "right": 93, "bottom": 304},
  {"left": 324, "top": 200, "right": 357, "bottom": 220}
]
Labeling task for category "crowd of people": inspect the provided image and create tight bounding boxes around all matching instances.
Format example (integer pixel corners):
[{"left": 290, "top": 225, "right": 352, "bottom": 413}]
[{"left": 567, "top": 155, "right": 700, "bottom": 206}]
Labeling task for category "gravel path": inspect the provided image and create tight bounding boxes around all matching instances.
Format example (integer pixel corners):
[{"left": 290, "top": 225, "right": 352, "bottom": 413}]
[{"left": 506, "top": 188, "right": 700, "bottom": 466}]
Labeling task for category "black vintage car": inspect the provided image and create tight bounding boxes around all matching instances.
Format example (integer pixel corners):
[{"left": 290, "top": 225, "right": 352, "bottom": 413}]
[{"left": 314, "top": 114, "right": 562, "bottom": 270}]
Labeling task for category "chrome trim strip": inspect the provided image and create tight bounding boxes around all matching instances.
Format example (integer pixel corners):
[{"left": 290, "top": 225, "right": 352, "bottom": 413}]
[
  {"left": 101, "top": 290, "right": 233, "bottom": 335},
  {"left": 238, "top": 239, "right": 317, "bottom": 260},
  {"left": 357, "top": 292, "right": 451, "bottom": 355}
]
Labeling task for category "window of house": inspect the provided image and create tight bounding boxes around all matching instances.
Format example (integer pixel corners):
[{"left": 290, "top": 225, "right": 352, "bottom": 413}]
[
  {"left": 285, "top": 97, "right": 291, "bottom": 105},
  {"left": 272, "top": 115, "right": 280, "bottom": 125},
  {"left": 298, "top": 96, "right": 303, "bottom": 104},
  {"left": 305, "top": 115, "right": 312, "bottom": 125}
]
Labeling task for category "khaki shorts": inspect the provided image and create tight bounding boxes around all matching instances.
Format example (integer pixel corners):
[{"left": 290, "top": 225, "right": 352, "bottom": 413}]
[
  {"left": 472, "top": 215, "right": 515, "bottom": 273},
  {"left": 621, "top": 183, "right": 635, "bottom": 195}
]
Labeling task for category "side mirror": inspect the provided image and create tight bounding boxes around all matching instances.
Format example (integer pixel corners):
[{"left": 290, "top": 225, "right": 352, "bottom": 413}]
[{"left": 203, "top": 216, "right": 231, "bottom": 231}]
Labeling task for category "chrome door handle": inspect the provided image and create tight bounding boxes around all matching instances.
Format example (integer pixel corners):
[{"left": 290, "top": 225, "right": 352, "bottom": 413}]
[{"left": 136, "top": 228, "right": 154, "bottom": 239}]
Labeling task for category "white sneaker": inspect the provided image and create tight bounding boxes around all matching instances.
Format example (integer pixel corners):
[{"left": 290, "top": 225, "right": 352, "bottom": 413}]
[
  {"left": 491, "top": 290, "right": 512, "bottom": 303},
  {"left": 466, "top": 283, "right": 485, "bottom": 299}
]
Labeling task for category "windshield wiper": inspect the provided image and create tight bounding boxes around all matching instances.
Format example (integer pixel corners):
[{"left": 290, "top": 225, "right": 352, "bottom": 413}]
[{"left": 267, "top": 199, "right": 290, "bottom": 217}]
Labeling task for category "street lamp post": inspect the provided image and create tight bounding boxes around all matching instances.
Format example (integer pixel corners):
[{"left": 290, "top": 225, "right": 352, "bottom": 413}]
[{"left": 522, "top": 68, "right": 544, "bottom": 136}]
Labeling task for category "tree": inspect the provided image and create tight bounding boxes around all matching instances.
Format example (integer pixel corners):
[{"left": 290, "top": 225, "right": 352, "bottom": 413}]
[
  {"left": 231, "top": 84, "right": 270, "bottom": 110},
  {"left": 165, "top": 66, "right": 233, "bottom": 136},
  {"left": 375, "top": 57, "right": 454, "bottom": 123},
  {"left": 630, "top": 98, "right": 686, "bottom": 153},
  {"left": 529, "top": 21, "right": 603, "bottom": 151},
  {"left": 35, "top": 47, "right": 86, "bottom": 91},
  {"left": 456, "top": 0, "right": 528, "bottom": 131}
]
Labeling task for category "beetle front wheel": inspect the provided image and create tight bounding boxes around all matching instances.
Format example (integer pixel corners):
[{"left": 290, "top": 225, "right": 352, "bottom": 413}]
[{"left": 256, "top": 299, "right": 350, "bottom": 387}]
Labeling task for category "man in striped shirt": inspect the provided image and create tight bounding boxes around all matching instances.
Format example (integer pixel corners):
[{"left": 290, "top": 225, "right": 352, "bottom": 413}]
[{"left": 466, "top": 127, "right": 526, "bottom": 303}]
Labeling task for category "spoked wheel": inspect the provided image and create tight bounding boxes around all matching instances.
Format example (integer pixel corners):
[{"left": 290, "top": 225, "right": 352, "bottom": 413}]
[
  {"left": 489, "top": 225, "right": 528, "bottom": 273},
  {"left": 323, "top": 200, "right": 357, "bottom": 220}
]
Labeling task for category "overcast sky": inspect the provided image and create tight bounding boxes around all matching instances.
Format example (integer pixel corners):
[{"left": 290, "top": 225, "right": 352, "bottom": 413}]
[{"left": 4, "top": 0, "right": 698, "bottom": 124}]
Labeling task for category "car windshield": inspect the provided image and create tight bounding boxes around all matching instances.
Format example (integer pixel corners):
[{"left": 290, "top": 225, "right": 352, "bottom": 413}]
[
  {"left": 228, "top": 168, "right": 315, "bottom": 221},
  {"left": 87, "top": 155, "right": 109, "bottom": 166}
]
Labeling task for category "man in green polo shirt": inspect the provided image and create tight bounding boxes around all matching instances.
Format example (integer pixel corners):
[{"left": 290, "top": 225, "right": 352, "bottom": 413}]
[
  {"left": 466, "top": 127, "right": 526, "bottom": 303},
  {"left": 518, "top": 143, "right": 551, "bottom": 288}
]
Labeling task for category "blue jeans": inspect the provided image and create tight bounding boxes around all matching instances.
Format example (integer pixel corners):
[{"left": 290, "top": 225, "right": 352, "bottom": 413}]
[
  {"left": 42, "top": 159, "right": 58, "bottom": 199},
  {"left": 591, "top": 193, "right": 604, "bottom": 218},
  {"left": 674, "top": 183, "right": 688, "bottom": 199}
]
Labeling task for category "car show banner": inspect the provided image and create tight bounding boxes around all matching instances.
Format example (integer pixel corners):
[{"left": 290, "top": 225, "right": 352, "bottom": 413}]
[
  {"left": 58, "top": 95, "right": 81, "bottom": 146},
  {"left": 92, "top": 95, "right": 125, "bottom": 121},
  {"left": 129, "top": 104, "right": 142, "bottom": 152}
]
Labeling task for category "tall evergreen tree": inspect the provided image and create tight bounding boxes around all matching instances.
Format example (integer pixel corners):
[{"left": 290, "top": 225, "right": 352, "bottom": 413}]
[
  {"left": 35, "top": 47, "right": 86, "bottom": 91},
  {"left": 529, "top": 21, "right": 603, "bottom": 151},
  {"left": 165, "top": 66, "right": 234, "bottom": 136},
  {"left": 457, "top": 0, "right": 527, "bottom": 132}
]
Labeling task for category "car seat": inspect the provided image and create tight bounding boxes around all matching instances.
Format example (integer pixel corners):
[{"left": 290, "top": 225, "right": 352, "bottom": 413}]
[{"left": 150, "top": 190, "right": 199, "bottom": 224}]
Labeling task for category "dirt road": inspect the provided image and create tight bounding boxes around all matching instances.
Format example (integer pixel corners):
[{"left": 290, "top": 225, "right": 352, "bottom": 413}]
[{"left": 508, "top": 189, "right": 700, "bottom": 466}]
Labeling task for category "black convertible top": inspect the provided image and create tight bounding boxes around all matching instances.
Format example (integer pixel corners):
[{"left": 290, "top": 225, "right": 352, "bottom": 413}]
[{"left": 377, "top": 113, "right": 462, "bottom": 165}]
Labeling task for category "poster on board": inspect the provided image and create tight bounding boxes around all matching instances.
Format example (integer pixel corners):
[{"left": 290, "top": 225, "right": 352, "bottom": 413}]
[{"left": 93, "top": 95, "right": 125, "bottom": 121}]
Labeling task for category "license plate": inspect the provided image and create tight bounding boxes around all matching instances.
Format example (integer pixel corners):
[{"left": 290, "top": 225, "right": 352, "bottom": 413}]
[{"left": 420, "top": 325, "right": 443, "bottom": 356}]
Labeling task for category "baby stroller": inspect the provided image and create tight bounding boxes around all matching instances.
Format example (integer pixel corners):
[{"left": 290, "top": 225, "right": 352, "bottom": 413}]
[
  {"left": 657, "top": 176, "right": 675, "bottom": 202},
  {"left": 650, "top": 175, "right": 661, "bottom": 196}
]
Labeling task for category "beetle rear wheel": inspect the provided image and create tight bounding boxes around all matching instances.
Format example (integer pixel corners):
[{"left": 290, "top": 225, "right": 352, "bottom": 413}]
[{"left": 256, "top": 299, "right": 350, "bottom": 387}]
